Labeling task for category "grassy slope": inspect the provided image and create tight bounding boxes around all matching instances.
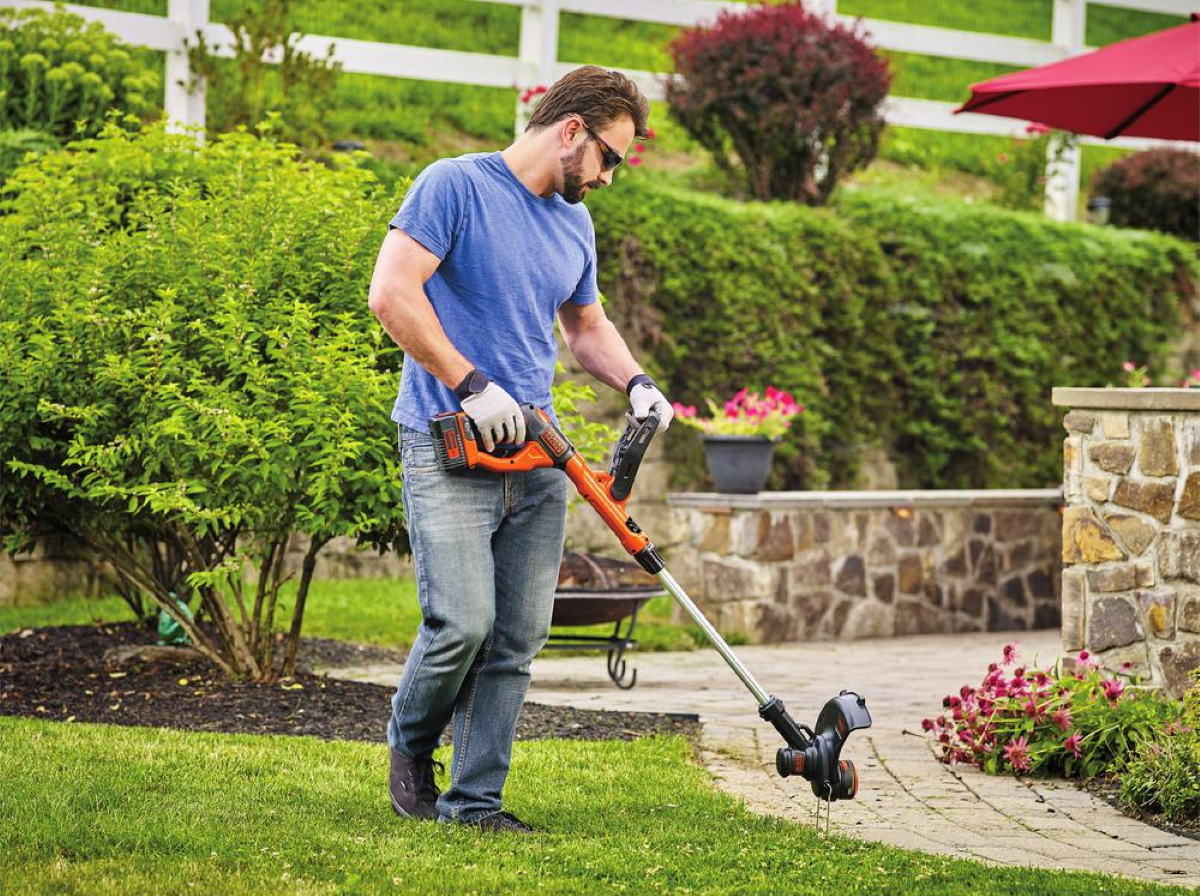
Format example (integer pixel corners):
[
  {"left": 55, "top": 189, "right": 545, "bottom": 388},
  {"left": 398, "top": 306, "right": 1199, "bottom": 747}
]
[
  {"left": 0, "top": 716, "right": 1189, "bottom": 896},
  {"left": 72, "top": 0, "right": 1181, "bottom": 150}
]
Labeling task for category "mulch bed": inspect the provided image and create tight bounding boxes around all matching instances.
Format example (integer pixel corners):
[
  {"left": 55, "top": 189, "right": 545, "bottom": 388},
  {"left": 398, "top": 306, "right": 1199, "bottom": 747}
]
[{"left": 0, "top": 623, "right": 699, "bottom": 745}]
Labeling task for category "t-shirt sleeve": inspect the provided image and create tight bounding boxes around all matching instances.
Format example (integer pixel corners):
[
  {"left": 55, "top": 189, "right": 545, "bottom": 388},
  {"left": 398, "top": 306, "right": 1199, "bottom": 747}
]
[
  {"left": 568, "top": 217, "right": 599, "bottom": 306},
  {"left": 388, "top": 160, "right": 468, "bottom": 261}
]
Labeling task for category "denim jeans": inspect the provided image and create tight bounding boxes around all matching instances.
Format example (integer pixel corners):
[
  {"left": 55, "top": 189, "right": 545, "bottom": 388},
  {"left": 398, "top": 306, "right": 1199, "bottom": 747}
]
[{"left": 387, "top": 423, "right": 568, "bottom": 822}]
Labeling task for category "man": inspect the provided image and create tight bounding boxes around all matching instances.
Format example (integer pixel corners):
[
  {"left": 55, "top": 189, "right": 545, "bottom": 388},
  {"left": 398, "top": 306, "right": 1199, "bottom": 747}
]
[{"left": 367, "top": 65, "right": 674, "bottom": 834}]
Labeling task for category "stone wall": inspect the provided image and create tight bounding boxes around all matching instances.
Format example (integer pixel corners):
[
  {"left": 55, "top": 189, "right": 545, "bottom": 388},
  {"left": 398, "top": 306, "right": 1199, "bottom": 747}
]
[
  {"left": 645, "top": 491, "right": 1062, "bottom": 642},
  {"left": 1054, "top": 387, "right": 1200, "bottom": 698}
]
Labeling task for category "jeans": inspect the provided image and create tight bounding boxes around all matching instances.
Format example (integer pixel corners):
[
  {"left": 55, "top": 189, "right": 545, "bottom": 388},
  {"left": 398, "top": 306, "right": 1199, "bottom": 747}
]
[{"left": 387, "top": 423, "right": 568, "bottom": 822}]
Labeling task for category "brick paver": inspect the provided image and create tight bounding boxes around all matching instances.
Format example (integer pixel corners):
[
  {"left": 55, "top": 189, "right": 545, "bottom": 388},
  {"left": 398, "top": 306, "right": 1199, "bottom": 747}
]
[{"left": 334, "top": 629, "right": 1198, "bottom": 888}]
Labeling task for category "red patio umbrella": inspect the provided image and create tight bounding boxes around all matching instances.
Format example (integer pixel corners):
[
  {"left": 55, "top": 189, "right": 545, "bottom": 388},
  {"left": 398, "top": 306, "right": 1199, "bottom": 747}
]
[{"left": 956, "top": 14, "right": 1200, "bottom": 141}]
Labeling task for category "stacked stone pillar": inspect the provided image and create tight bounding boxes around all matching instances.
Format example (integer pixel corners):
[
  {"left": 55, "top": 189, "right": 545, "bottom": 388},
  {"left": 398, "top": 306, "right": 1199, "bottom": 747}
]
[{"left": 1053, "top": 387, "right": 1200, "bottom": 697}]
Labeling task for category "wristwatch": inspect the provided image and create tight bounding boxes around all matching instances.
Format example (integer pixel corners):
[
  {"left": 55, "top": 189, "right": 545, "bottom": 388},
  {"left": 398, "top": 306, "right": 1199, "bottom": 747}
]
[{"left": 454, "top": 367, "right": 491, "bottom": 401}]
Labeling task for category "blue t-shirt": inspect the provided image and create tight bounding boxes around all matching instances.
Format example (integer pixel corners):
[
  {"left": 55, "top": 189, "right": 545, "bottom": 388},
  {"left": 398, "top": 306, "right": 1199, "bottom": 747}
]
[{"left": 387, "top": 151, "right": 599, "bottom": 434}]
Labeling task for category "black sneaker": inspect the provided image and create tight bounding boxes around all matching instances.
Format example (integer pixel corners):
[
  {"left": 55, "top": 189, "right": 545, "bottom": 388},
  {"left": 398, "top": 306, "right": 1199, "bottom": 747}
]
[
  {"left": 388, "top": 748, "right": 443, "bottom": 820},
  {"left": 455, "top": 810, "right": 535, "bottom": 834}
]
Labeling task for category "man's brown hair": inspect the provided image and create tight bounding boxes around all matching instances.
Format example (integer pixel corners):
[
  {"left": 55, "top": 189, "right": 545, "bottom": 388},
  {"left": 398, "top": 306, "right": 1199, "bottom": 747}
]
[{"left": 525, "top": 65, "right": 650, "bottom": 138}]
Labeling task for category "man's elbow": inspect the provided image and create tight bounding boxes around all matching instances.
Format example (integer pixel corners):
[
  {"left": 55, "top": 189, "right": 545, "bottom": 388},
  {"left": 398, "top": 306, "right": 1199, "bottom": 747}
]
[{"left": 368, "top": 282, "right": 397, "bottom": 320}]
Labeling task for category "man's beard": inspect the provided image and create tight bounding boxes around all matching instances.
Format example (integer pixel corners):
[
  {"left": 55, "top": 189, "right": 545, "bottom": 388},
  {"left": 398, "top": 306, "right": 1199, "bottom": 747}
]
[{"left": 560, "top": 145, "right": 597, "bottom": 205}]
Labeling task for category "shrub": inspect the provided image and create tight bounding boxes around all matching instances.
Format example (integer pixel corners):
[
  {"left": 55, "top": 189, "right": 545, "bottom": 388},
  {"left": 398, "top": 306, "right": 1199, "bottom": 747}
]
[
  {"left": 665, "top": 1, "right": 891, "bottom": 204},
  {"left": 0, "top": 127, "right": 58, "bottom": 182},
  {"left": 1120, "top": 670, "right": 1200, "bottom": 822},
  {"left": 0, "top": 123, "right": 621, "bottom": 678},
  {"left": 923, "top": 644, "right": 1181, "bottom": 779},
  {"left": 1090, "top": 148, "right": 1200, "bottom": 241},
  {"left": 990, "top": 125, "right": 1078, "bottom": 213},
  {"left": 588, "top": 178, "right": 1196, "bottom": 490},
  {"left": 184, "top": 0, "right": 341, "bottom": 148},
  {"left": 0, "top": 6, "right": 158, "bottom": 141},
  {"left": 830, "top": 186, "right": 1195, "bottom": 488},
  {"left": 0, "top": 121, "right": 403, "bottom": 679}
]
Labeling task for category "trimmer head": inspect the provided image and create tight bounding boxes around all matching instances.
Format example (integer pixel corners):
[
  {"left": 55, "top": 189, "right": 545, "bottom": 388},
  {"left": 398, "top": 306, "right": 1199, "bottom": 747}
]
[{"left": 761, "top": 690, "right": 872, "bottom": 801}]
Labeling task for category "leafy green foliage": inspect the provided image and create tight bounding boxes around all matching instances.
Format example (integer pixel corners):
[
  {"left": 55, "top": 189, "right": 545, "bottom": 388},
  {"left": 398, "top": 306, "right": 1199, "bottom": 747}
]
[
  {"left": 184, "top": 0, "right": 342, "bottom": 149},
  {"left": 1120, "top": 671, "right": 1200, "bottom": 823},
  {"left": 0, "top": 121, "right": 404, "bottom": 679},
  {"left": 588, "top": 177, "right": 1196, "bottom": 490},
  {"left": 0, "top": 5, "right": 159, "bottom": 141},
  {"left": 0, "top": 127, "right": 59, "bottom": 182}
]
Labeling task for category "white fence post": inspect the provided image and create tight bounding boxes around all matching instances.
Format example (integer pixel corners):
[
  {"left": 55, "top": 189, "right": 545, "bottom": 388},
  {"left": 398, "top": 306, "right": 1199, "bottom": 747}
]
[
  {"left": 1045, "top": 0, "right": 1085, "bottom": 221},
  {"left": 808, "top": 0, "right": 838, "bottom": 19},
  {"left": 514, "top": 0, "right": 559, "bottom": 138},
  {"left": 164, "top": 0, "right": 208, "bottom": 141}
]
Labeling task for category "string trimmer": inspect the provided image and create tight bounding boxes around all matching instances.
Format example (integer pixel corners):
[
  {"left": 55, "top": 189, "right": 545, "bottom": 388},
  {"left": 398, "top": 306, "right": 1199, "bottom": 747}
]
[{"left": 429, "top": 404, "right": 871, "bottom": 804}]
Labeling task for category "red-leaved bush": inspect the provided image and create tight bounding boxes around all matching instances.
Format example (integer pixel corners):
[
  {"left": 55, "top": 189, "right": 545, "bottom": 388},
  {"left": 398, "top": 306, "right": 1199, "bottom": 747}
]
[
  {"left": 666, "top": 1, "right": 892, "bottom": 204},
  {"left": 1090, "top": 148, "right": 1199, "bottom": 241}
]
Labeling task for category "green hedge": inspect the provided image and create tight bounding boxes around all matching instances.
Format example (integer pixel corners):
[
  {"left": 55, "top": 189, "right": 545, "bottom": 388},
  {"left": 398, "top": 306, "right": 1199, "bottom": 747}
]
[{"left": 589, "top": 178, "right": 1196, "bottom": 490}]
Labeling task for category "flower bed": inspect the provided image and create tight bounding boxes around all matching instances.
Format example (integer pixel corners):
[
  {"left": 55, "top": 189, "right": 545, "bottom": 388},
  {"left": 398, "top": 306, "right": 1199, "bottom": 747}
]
[{"left": 923, "top": 642, "right": 1180, "bottom": 779}]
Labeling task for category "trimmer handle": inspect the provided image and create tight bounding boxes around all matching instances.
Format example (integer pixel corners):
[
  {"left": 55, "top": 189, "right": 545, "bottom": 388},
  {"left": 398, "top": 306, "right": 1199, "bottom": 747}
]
[{"left": 609, "top": 411, "right": 659, "bottom": 502}]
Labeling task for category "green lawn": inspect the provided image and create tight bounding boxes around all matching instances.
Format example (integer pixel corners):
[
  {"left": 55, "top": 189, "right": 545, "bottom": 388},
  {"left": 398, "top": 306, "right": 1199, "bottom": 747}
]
[
  {"left": 0, "top": 577, "right": 718, "bottom": 655},
  {"left": 0, "top": 716, "right": 1188, "bottom": 896}
]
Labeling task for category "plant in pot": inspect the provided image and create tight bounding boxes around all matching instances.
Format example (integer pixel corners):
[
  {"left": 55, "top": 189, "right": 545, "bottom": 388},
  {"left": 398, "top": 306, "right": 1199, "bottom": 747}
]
[{"left": 673, "top": 387, "right": 803, "bottom": 493}]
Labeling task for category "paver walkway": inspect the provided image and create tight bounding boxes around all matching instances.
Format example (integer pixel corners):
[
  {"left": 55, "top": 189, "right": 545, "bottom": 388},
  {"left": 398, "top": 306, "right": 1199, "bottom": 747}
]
[{"left": 334, "top": 629, "right": 1199, "bottom": 888}]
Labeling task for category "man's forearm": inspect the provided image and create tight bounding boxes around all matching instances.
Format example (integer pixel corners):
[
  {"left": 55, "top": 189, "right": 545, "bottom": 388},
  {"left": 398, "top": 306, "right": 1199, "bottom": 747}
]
[
  {"left": 371, "top": 286, "right": 475, "bottom": 391},
  {"left": 566, "top": 319, "right": 645, "bottom": 393}
]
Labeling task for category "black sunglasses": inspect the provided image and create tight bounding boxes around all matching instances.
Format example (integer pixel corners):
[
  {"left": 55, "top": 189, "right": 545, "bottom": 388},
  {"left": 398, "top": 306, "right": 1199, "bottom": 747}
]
[{"left": 578, "top": 119, "right": 624, "bottom": 171}]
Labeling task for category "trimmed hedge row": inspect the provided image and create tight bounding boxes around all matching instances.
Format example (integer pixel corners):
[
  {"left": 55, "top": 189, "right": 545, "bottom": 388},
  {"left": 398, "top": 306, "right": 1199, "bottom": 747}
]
[{"left": 588, "top": 179, "right": 1196, "bottom": 490}]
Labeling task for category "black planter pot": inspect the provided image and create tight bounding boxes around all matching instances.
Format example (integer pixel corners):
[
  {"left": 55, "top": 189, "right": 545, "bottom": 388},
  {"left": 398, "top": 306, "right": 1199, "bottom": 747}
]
[{"left": 701, "top": 435, "right": 778, "bottom": 494}]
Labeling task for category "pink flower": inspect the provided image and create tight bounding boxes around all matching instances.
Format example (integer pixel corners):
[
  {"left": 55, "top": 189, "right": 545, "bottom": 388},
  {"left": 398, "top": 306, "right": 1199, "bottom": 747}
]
[
  {"left": 1101, "top": 679, "right": 1125, "bottom": 701},
  {"left": 1077, "top": 650, "right": 1098, "bottom": 670},
  {"left": 921, "top": 717, "right": 935, "bottom": 732},
  {"left": 1004, "top": 735, "right": 1031, "bottom": 772},
  {"left": 645, "top": 128, "right": 656, "bottom": 140},
  {"left": 1002, "top": 642, "right": 1018, "bottom": 665},
  {"left": 1064, "top": 733, "right": 1083, "bottom": 758},
  {"left": 635, "top": 143, "right": 645, "bottom": 153},
  {"left": 1122, "top": 361, "right": 1136, "bottom": 372},
  {"left": 1051, "top": 707, "right": 1072, "bottom": 730},
  {"left": 627, "top": 155, "right": 642, "bottom": 167}
]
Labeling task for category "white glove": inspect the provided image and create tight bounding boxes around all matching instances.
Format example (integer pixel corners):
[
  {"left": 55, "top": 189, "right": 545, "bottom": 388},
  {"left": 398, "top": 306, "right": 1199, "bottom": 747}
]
[
  {"left": 461, "top": 381, "right": 526, "bottom": 452},
  {"left": 627, "top": 374, "right": 673, "bottom": 433}
]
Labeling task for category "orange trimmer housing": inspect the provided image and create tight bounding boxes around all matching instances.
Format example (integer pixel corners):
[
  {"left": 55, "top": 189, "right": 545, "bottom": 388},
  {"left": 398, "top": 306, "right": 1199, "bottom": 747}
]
[{"left": 428, "top": 404, "right": 664, "bottom": 573}]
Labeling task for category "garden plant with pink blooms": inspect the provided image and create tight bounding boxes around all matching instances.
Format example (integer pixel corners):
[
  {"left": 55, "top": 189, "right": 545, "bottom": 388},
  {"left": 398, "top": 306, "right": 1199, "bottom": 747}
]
[
  {"left": 923, "top": 643, "right": 1180, "bottom": 779},
  {"left": 672, "top": 387, "right": 803, "bottom": 440}
]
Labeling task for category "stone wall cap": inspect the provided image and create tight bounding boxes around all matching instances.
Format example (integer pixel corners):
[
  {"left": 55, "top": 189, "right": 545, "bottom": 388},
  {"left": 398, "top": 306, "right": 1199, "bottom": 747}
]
[
  {"left": 666, "top": 489, "right": 1063, "bottom": 510},
  {"left": 1052, "top": 387, "right": 1200, "bottom": 411}
]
